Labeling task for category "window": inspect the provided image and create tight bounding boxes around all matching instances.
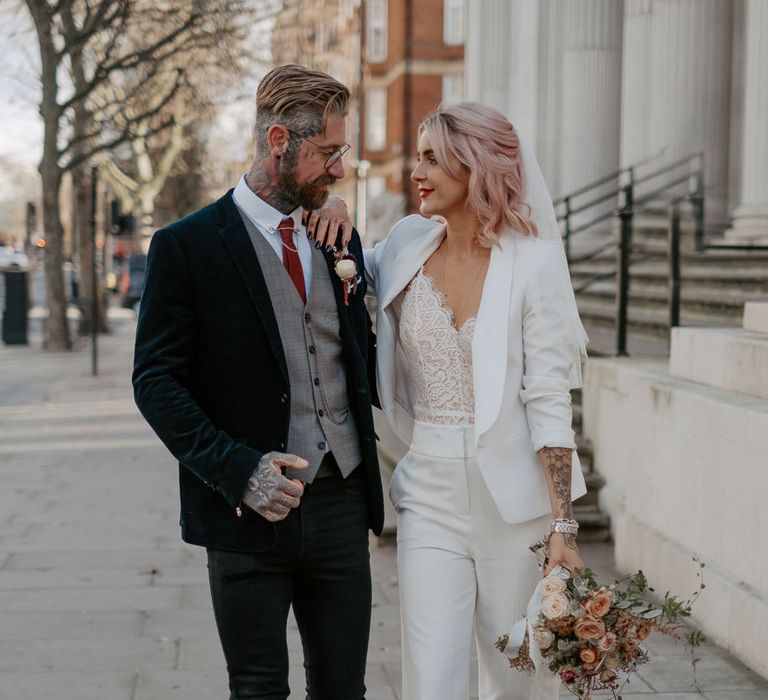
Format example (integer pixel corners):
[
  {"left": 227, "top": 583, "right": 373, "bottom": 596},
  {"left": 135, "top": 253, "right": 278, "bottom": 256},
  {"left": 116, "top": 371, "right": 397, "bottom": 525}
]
[
  {"left": 442, "top": 72, "right": 464, "bottom": 106},
  {"left": 443, "top": 0, "right": 465, "bottom": 46},
  {"left": 365, "top": 87, "right": 387, "bottom": 151},
  {"left": 367, "top": 0, "right": 388, "bottom": 63}
]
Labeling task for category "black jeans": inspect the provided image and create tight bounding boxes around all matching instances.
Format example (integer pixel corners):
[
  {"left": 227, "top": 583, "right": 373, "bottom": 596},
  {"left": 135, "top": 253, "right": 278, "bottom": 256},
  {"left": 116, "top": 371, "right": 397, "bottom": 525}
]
[{"left": 207, "top": 467, "right": 372, "bottom": 700}]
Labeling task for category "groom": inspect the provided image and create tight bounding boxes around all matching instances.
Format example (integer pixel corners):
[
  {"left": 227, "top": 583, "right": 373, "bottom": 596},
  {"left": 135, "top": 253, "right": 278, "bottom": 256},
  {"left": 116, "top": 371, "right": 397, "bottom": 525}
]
[{"left": 133, "top": 64, "right": 383, "bottom": 699}]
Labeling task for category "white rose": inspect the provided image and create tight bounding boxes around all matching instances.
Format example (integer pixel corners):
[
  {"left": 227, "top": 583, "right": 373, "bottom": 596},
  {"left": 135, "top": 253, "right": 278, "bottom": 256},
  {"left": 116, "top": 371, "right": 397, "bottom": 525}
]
[
  {"left": 538, "top": 575, "right": 567, "bottom": 597},
  {"left": 532, "top": 626, "right": 555, "bottom": 650},
  {"left": 335, "top": 259, "right": 357, "bottom": 279},
  {"left": 540, "top": 593, "right": 570, "bottom": 620}
]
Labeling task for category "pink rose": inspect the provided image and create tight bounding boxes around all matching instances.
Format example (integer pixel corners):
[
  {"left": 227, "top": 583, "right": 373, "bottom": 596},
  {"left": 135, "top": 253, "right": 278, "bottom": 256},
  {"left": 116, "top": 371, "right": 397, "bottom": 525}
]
[
  {"left": 574, "top": 616, "right": 606, "bottom": 640},
  {"left": 559, "top": 666, "right": 578, "bottom": 684},
  {"left": 585, "top": 590, "right": 613, "bottom": 618}
]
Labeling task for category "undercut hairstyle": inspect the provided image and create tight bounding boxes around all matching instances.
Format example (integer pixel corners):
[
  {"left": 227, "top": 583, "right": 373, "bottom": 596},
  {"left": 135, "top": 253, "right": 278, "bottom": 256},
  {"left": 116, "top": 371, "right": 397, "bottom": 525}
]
[
  {"left": 419, "top": 102, "right": 537, "bottom": 247},
  {"left": 255, "top": 64, "right": 350, "bottom": 155}
]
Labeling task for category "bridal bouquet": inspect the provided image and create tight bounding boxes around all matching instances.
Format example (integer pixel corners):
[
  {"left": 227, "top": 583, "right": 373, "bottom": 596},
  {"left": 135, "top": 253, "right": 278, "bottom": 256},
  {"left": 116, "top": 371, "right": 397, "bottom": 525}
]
[{"left": 497, "top": 549, "right": 704, "bottom": 699}]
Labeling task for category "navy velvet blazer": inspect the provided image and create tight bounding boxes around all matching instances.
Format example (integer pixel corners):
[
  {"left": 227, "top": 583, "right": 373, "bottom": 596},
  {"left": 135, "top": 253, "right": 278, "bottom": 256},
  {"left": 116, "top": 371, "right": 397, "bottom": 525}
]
[{"left": 132, "top": 190, "right": 382, "bottom": 552}]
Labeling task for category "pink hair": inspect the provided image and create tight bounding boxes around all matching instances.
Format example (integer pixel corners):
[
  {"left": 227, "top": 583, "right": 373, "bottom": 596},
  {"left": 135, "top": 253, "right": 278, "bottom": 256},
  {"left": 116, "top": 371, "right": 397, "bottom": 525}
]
[{"left": 419, "top": 102, "right": 537, "bottom": 246}]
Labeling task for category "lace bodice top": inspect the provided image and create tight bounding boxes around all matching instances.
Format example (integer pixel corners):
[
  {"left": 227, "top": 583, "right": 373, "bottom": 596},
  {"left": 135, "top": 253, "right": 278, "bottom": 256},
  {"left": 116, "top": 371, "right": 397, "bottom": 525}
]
[{"left": 400, "top": 267, "right": 476, "bottom": 426}]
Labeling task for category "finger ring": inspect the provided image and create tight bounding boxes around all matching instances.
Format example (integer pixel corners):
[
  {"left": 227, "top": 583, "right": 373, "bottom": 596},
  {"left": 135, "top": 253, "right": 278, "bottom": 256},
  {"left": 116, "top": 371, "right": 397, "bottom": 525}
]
[{"left": 320, "top": 216, "right": 328, "bottom": 221}]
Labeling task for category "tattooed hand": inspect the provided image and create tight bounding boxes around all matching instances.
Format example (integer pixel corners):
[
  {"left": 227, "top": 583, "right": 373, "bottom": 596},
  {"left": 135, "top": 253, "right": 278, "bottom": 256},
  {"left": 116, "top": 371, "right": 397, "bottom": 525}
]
[
  {"left": 304, "top": 195, "right": 353, "bottom": 251},
  {"left": 538, "top": 446, "right": 587, "bottom": 576},
  {"left": 241, "top": 452, "right": 308, "bottom": 522},
  {"left": 545, "top": 532, "right": 586, "bottom": 576}
]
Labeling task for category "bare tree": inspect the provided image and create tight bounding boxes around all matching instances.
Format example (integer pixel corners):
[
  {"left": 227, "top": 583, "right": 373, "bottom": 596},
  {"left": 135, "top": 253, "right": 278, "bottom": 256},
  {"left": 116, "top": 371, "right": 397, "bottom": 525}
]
[{"left": 23, "top": 0, "right": 253, "bottom": 349}]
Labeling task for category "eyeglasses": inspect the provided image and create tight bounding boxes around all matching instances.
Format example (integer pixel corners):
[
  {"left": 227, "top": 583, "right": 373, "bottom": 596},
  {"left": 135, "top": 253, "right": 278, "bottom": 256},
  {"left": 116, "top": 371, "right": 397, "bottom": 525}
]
[{"left": 284, "top": 127, "right": 350, "bottom": 169}]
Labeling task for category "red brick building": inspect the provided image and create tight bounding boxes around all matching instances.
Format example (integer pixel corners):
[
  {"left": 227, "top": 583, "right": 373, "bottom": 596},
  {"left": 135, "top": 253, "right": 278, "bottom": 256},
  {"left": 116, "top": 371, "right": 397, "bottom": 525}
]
[
  {"left": 362, "top": 0, "right": 465, "bottom": 214},
  {"left": 269, "top": 0, "right": 465, "bottom": 229}
]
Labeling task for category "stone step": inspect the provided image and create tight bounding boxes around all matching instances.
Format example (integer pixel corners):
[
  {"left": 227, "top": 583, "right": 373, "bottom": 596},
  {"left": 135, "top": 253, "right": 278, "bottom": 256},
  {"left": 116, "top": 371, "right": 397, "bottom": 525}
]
[
  {"left": 572, "top": 247, "right": 768, "bottom": 267},
  {"left": 582, "top": 324, "right": 671, "bottom": 357},
  {"left": 573, "top": 504, "right": 612, "bottom": 543},
  {"left": 577, "top": 281, "right": 757, "bottom": 314},
  {"left": 571, "top": 267, "right": 768, "bottom": 297},
  {"left": 577, "top": 471, "right": 604, "bottom": 509},
  {"left": 575, "top": 299, "right": 742, "bottom": 337},
  {"left": 583, "top": 325, "right": 670, "bottom": 356},
  {"left": 571, "top": 248, "right": 768, "bottom": 271}
]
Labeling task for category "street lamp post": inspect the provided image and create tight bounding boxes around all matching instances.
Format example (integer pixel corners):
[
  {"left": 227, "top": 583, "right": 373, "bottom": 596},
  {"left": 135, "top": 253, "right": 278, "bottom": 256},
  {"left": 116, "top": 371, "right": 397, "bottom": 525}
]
[
  {"left": 90, "top": 166, "right": 98, "bottom": 376},
  {"left": 356, "top": 159, "right": 371, "bottom": 232}
]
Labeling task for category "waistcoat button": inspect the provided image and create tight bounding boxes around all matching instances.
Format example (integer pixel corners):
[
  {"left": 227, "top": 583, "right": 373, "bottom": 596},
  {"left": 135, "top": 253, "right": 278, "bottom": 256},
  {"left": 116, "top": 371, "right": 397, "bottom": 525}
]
[
  {"left": 309, "top": 345, "right": 316, "bottom": 354},
  {"left": 318, "top": 409, "right": 324, "bottom": 417},
  {"left": 318, "top": 441, "right": 326, "bottom": 450}
]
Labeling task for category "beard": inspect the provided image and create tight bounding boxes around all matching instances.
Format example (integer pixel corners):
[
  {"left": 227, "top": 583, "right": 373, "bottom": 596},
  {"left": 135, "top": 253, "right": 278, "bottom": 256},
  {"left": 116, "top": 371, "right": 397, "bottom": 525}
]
[{"left": 276, "top": 150, "right": 336, "bottom": 210}]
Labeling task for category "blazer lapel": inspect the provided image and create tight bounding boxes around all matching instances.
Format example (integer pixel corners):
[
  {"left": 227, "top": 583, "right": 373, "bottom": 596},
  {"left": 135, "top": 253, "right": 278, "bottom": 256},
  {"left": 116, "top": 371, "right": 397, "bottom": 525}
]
[
  {"left": 473, "top": 229, "right": 515, "bottom": 436},
  {"left": 216, "top": 191, "right": 289, "bottom": 384},
  {"left": 380, "top": 221, "right": 446, "bottom": 311}
]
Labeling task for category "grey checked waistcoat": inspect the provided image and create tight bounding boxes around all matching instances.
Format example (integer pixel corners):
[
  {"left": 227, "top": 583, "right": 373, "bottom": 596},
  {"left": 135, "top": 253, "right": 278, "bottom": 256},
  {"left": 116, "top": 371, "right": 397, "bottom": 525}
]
[{"left": 241, "top": 214, "right": 362, "bottom": 482}]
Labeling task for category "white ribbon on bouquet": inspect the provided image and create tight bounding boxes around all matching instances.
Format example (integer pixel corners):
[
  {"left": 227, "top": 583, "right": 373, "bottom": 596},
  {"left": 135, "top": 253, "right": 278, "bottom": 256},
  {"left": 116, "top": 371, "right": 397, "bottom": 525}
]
[{"left": 501, "top": 565, "right": 571, "bottom": 670}]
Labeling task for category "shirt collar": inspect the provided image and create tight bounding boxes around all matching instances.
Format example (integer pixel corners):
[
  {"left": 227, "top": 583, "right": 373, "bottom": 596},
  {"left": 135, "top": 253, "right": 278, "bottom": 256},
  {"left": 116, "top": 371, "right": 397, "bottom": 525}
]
[{"left": 233, "top": 174, "right": 303, "bottom": 235}]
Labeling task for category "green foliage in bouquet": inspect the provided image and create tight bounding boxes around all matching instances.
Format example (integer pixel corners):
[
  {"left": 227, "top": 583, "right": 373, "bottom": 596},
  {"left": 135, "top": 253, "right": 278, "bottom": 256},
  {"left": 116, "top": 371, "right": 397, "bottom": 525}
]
[{"left": 498, "top": 550, "right": 706, "bottom": 700}]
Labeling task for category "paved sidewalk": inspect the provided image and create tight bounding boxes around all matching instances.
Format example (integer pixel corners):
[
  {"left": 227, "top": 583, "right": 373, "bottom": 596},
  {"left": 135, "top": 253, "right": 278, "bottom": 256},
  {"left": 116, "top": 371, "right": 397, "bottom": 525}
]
[{"left": 1, "top": 320, "right": 766, "bottom": 699}]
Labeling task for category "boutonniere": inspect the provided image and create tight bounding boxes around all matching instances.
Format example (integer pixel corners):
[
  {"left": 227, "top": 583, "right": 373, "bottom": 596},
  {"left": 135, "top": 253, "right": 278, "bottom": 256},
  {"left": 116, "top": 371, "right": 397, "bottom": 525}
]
[{"left": 333, "top": 247, "right": 360, "bottom": 306}]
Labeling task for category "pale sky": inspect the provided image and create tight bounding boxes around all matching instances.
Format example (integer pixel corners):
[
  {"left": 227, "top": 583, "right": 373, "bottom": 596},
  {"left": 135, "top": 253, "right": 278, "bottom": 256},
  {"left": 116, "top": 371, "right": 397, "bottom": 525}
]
[
  {"left": 0, "top": 5, "right": 42, "bottom": 234},
  {"left": 0, "top": 4, "right": 41, "bottom": 169}
]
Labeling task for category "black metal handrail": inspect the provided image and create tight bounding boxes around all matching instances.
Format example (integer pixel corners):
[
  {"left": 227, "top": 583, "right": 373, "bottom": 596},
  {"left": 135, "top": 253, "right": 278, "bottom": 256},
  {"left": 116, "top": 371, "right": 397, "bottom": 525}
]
[
  {"left": 632, "top": 152, "right": 704, "bottom": 189},
  {"left": 554, "top": 153, "right": 705, "bottom": 355},
  {"left": 556, "top": 151, "right": 768, "bottom": 355},
  {"left": 554, "top": 169, "right": 622, "bottom": 204}
]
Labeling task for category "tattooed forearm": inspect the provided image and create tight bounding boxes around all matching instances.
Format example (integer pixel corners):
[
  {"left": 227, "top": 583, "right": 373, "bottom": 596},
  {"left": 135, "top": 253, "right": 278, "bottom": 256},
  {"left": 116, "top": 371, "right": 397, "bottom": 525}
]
[
  {"left": 539, "top": 446, "right": 578, "bottom": 550},
  {"left": 541, "top": 447, "right": 573, "bottom": 518}
]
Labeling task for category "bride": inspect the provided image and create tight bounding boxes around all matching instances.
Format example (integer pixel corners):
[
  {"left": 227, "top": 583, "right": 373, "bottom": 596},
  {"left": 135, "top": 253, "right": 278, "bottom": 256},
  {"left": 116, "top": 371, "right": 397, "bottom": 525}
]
[{"left": 313, "top": 101, "right": 588, "bottom": 699}]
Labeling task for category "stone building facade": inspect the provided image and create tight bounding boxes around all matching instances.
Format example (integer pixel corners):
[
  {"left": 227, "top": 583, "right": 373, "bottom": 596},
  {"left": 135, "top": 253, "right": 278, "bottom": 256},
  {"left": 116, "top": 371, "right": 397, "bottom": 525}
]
[
  {"left": 361, "top": 0, "right": 465, "bottom": 219},
  {"left": 466, "top": 0, "right": 768, "bottom": 242}
]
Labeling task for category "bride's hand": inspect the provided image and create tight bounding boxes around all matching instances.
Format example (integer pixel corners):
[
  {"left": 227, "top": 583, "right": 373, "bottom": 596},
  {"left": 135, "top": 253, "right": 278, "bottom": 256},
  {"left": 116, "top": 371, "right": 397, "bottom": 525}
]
[
  {"left": 544, "top": 532, "right": 586, "bottom": 576},
  {"left": 303, "top": 195, "right": 354, "bottom": 251}
]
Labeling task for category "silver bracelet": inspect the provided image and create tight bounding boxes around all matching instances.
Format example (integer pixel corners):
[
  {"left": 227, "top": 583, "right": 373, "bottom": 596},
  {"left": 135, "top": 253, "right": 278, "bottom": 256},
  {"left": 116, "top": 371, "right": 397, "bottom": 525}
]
[{"left": 551, "top": 518, "right": 579, "bottom": 536}]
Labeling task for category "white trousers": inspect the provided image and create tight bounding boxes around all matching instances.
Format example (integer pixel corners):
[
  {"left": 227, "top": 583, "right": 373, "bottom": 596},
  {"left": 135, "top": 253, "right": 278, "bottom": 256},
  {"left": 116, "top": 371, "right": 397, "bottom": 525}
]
[{"left": 389, "top": 422, "right": 561, "bottom": 700}]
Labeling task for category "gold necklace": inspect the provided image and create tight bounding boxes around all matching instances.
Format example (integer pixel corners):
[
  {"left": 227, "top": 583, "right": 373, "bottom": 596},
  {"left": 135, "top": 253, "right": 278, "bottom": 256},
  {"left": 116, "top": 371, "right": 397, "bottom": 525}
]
[{"left": 440, "top": 239, "right": 489, "bottom": 327}]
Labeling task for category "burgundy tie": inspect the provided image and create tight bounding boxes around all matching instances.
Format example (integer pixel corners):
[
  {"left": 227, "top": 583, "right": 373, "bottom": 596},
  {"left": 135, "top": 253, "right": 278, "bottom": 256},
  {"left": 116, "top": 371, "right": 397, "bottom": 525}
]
[{"left": 278, "top": 217, "right": 306, "bottom": 305}]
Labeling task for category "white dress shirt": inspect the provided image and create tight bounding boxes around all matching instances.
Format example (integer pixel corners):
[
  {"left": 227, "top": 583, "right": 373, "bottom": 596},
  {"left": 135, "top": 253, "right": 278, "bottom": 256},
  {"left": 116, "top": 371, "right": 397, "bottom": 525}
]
[{"left": 232, "top": 175, "right": 313, "bottom": 294}]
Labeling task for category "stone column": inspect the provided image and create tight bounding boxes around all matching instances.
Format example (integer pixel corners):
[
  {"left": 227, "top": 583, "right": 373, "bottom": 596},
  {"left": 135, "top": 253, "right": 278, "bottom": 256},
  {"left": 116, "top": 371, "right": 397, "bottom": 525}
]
[
  {"left": 620, "top": 0, "right": 653, "bottom": 168},
  {"left": 535, "top": 0, "right": 566, "bottom": 193},
  {"left": 620, "top": 0, "right": 733, "bottom": 226},
  {"left": 726, "top": 0, "right": 768, "bottom": 243},
  {"left": 559, "top": 0, "right": 624, "bottom": 197},
  {"left": 465, "top": 0, "right": 516, "bottom": 114},
  {"left": 465, "top": 0, "right": 541, "bottom": 143}
]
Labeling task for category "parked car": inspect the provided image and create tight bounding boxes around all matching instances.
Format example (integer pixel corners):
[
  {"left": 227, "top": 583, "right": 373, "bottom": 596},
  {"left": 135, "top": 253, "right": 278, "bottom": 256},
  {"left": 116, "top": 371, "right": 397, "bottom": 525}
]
[{"left": 121, "top": 253, "right": 146, "bottom": 309}]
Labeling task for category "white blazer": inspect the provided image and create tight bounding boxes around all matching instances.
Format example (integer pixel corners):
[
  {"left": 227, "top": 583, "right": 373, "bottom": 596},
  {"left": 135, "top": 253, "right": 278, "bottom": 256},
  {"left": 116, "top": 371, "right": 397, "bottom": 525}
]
[{"left": 365, "top": 214, "right": 587, "bottom": 524}]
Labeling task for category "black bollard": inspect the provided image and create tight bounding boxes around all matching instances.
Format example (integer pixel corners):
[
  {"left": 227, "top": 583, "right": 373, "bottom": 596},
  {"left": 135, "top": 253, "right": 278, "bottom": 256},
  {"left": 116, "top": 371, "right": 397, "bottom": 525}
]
[{"left": 2, "top": 269, "right": 29, "bottom": 345}]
